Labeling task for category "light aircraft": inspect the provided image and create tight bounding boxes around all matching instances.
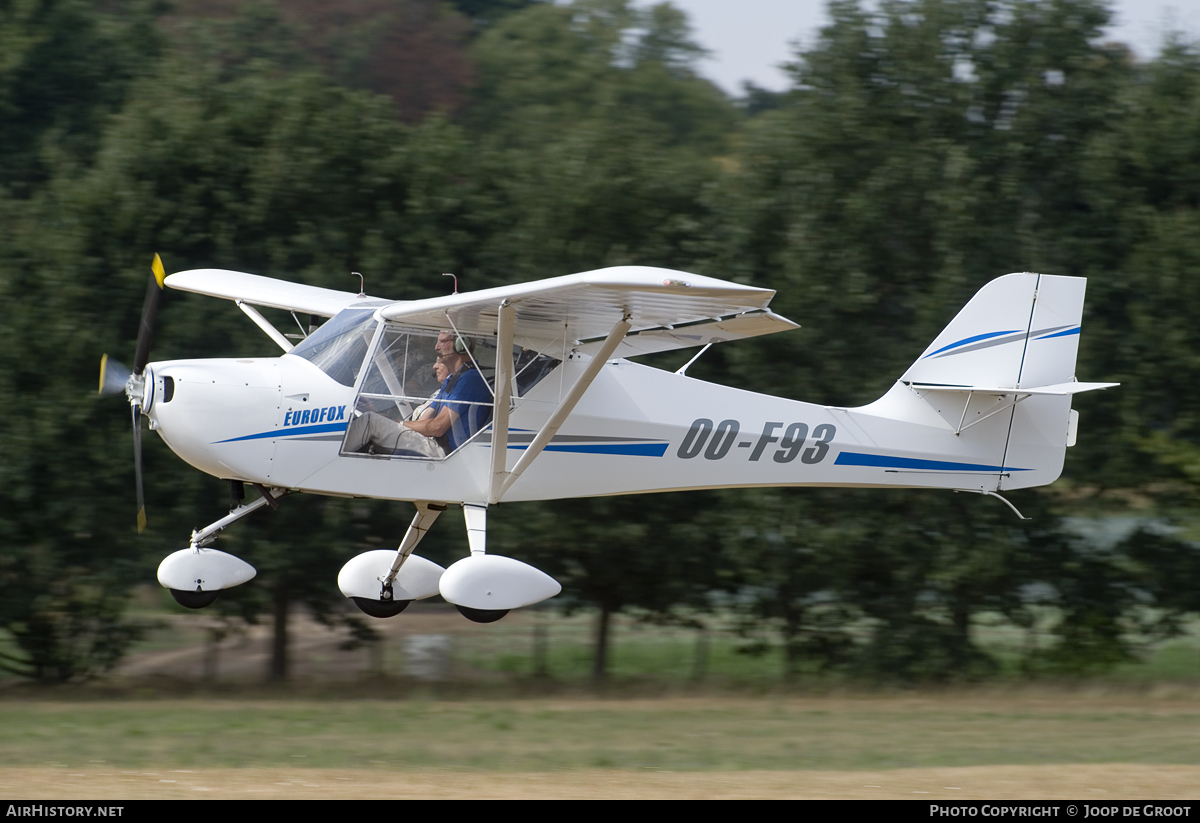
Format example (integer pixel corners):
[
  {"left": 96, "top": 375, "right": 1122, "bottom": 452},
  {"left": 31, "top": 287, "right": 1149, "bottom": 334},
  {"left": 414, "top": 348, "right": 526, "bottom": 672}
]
[{"left": 99, "top": 257, "right": 1116, "bottom": 622}]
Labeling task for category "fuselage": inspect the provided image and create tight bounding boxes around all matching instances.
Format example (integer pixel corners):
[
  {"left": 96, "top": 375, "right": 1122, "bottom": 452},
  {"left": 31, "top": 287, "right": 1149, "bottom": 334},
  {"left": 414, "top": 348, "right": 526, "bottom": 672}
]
[{"left": 144, "top": 346, "right": 1059, "bottom": 505}]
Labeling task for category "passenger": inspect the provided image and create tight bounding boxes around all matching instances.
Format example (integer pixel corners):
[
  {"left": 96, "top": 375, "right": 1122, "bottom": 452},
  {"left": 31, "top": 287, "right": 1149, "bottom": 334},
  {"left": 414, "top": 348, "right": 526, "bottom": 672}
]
[
  {"left": 411, "top": 359, "right": 451, "bottom": 421},
  {"left": 344, "top": 332, "right": 492, "bottom": 457}
]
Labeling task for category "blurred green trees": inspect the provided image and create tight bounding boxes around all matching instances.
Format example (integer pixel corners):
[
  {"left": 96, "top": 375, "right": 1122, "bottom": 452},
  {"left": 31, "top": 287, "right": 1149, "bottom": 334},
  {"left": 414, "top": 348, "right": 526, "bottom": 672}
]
[
  {"left": 1, "top": 0, "right": 1197, "bottom": 683},
  {"left": 0, "top": 0, "right": 163, "bottom": 196},
  {"left": 707, "top": 0, "right": 1159, "bottom": 681}
]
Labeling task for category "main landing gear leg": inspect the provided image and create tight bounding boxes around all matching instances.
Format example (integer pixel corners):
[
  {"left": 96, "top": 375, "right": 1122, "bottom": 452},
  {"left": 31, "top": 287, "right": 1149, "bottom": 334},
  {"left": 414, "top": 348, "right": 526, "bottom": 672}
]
[
  {"left": 454, "top": 504, "right": 505, "bottom": 623},
  {"left": 383, "top": 502, "right": 446, "bottom": 584},
  {"left": 363, "top": 502, "right": 446, "bottom": 616},
  {"left": 463, "top": 503, "right": 487, "bottom": 556},
  {"left": 338, "top": 502, "right": 449, "bottom": 618}
]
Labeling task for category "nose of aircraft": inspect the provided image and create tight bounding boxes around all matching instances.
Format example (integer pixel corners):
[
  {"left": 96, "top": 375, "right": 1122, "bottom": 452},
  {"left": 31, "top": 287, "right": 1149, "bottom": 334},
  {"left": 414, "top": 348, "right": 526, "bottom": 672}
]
[{"left": 146, "top": 358, "right": 282, "bottom": 482}]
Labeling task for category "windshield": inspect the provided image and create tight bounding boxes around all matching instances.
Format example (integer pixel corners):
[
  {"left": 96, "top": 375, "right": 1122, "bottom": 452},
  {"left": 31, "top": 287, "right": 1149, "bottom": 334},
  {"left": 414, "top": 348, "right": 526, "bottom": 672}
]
[{"left": 290, "top": 306, "right": 382, "bottom": 387}]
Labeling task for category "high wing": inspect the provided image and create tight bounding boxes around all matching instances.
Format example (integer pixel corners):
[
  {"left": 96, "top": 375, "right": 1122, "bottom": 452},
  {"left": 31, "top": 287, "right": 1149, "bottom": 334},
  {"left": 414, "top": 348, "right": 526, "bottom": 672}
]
[
  {"left": 165, "top": 268, "right": 388, "bottom": 317},
  {"left": 386, "top": 266, "right": 797, "bottom": 504},
  {"left": 379, "top": 265, "right": 798, "bottom": 357},
  {"left": 165, "top": 265, "right": 798, "bottom": 357}
]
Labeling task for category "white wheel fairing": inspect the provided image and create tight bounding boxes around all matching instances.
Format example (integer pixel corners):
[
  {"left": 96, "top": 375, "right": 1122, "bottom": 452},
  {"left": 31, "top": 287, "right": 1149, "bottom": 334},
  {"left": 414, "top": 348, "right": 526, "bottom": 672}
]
[
  {"left": 157, "top": 547, "right": 257, "bottom": 592},
  {"left": 438, "top": 555, "right": 561, "bottom": 610},
  {"left": 337, "top": 550, "right": 445, "bottom": 601}
]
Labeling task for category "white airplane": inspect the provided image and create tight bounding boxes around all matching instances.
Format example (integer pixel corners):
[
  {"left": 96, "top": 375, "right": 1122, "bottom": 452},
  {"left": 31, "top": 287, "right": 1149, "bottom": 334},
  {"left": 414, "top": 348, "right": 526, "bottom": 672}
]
[{"left": 100, "top": 257, "right": 1116, "bottom": 622}]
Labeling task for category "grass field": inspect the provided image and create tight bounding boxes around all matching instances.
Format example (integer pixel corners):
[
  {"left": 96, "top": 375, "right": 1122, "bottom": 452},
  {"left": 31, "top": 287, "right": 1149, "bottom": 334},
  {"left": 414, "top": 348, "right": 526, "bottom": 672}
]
[
  {"left": 4, "top": 695, "right": 1200, "bottom": 771},
  {"left": 0, "top": 695, "right": 1198, "bottom": 798}
]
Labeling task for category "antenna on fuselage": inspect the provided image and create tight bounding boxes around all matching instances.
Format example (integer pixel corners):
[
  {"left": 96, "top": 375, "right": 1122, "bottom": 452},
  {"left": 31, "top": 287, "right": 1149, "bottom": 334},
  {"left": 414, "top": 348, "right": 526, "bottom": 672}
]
[
  {"left": 443, "top": 272, "right": 458, "bottom": 294},
  {"left": 352, "top": 271, "right": 365, "bottom": 297}
]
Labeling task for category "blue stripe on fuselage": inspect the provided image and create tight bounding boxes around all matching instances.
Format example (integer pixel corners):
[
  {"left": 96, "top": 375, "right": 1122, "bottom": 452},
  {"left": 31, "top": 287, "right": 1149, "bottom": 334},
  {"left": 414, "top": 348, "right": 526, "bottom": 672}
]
[
  {"left": 501, "top": 442, "right": 669, "bottom": 457},
  {"left": 215, "top": 422, "right": 349, "bottom": 443},
  {"left": 835, "top": 452, "right": 1030, "bottom": 472}
]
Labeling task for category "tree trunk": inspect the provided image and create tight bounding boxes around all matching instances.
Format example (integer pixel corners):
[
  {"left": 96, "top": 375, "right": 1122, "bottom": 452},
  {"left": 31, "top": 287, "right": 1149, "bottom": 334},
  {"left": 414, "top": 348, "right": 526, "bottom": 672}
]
[
  {"left": 691, "top": 626, "right": 710, "bottom": 682},
  {"left": 950, "top": 591, "right": 972, "bottom": 672},
  {"left": 783, "top": 609, "right": 802, "bottom": 683},
  {"left": 270, "top": 584, "right": 290, "bottom": 682},
  {"left": 532, "top": 616, "right": 549, "bottom": 678},
  {"left": 203, "top": 629, "right": 220, "bottom": 683},
  {"left": 592, "top": 604, "right": 612, "bottom": 683}
]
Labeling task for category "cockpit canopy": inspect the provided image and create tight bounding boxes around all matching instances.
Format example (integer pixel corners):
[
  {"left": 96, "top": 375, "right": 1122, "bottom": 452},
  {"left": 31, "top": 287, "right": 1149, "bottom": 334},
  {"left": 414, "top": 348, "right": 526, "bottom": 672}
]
[
  {"left": 290, "top": 304, "right": 561, "bottom": 459},
  {"left": 289, "top": 303, "right": 387, "bottom": 387}
]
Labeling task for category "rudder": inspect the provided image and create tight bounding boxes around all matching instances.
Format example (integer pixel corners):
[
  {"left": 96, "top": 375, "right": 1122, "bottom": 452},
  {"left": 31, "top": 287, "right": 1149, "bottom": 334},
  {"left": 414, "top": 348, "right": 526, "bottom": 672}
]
[{"left": 1000, "top": 274, "right": 1087, "bottom": 490}]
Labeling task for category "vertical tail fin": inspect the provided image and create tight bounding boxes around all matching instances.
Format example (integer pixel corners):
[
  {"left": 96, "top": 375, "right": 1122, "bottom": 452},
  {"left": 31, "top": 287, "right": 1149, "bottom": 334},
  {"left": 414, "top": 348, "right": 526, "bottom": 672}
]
[
  {"left": 900, "top": 272, "right": 1085, "bottom": 390},
  {"left": 860, "top": 273, "right": 1114, "bottom": 491}
]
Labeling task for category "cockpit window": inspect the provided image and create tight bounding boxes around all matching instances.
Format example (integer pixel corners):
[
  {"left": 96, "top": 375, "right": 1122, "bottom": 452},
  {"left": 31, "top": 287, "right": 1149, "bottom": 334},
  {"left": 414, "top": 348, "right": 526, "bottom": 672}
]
[
  {"left": 289, "top": 306, "right": 382, "bottom": 387},
  {"left": 346, "top": 327, "right": 493, "bottom": 459},
  {"left": 341, "top": 325, "right": 562, "bottom": 461}
]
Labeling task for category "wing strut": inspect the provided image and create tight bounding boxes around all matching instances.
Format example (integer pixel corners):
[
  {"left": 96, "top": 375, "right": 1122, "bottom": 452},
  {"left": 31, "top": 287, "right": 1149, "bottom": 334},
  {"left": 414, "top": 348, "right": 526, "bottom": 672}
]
[
  {"left": 489, "top": 314, "right": 632, "bottom": 503},
  {"left": 236, "top": 300, "right": 293, "bottom": 352},
  {"left": 488, "top": 301, "right": 516, "bottom": 502}
]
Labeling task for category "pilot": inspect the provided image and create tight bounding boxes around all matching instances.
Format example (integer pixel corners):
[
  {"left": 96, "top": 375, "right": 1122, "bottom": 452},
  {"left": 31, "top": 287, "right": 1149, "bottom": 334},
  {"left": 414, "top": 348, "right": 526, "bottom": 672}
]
[{"left": 345, "top": 331, "right": 492, "bottom": 457}]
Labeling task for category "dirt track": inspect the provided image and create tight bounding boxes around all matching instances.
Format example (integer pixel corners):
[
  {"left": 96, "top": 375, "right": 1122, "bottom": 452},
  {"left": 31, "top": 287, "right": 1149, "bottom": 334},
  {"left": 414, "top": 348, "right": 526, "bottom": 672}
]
[{"left": 3, "top": 764, "right": 1198, "bottom": 799}]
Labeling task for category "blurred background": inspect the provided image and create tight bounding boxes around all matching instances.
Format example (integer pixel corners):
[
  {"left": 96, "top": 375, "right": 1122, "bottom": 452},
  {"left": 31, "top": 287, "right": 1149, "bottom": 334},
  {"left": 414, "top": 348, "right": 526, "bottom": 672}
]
[{"left": 2, "top": 0, "right": 1199, "bottom": 690}]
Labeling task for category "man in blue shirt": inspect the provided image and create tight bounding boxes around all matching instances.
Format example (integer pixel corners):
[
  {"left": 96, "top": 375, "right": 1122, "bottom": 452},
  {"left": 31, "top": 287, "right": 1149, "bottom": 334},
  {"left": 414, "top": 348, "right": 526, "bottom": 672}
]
[
  {"left": 423, "top": 364, "right": 492, "bottom": 452},
  {"left": 344, "top": 331, "right": 493, "bottom": 457}
]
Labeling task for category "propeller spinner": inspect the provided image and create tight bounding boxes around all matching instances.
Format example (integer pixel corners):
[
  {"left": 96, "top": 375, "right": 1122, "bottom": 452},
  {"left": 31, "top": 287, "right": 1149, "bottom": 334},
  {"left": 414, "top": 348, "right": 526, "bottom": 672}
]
[{"left": 99, "top": 254, "right": 166, "bottom": 533}]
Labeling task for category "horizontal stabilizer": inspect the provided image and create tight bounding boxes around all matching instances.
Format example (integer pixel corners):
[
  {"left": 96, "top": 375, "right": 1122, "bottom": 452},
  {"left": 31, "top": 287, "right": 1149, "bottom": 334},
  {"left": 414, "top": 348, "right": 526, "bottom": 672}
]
[{"left": 905, "top": 380, "right": 1119, "bottom": 396}]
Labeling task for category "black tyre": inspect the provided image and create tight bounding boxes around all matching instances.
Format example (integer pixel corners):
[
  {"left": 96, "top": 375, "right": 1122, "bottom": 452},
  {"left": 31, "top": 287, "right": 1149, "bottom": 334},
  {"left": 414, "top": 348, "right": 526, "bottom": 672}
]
[
  {"left": 352, "top": 597, "right": 411, "bottom": 618},
  {"left": 170, "top": 588, "right": 220, "bottom": 609},
  {"left": 455, "top": 605, "right": 509, "bottom": 623}
]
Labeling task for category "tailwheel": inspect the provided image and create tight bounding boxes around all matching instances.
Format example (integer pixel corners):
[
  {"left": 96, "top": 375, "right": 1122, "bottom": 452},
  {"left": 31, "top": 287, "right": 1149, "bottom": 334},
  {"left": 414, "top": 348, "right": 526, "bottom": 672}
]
[
  {"left": 455, "top": 605, "right": 509, "bottom": 624},
  {"left": 352, "top": 597, "right": 411, "bottom": 618},
  {"left": 170, "top": 588, "right": 220, "bottom": 609}
]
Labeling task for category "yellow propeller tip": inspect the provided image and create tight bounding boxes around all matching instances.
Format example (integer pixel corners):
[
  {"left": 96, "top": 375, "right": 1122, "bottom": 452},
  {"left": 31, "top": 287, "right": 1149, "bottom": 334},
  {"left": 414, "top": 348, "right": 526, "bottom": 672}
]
[
  {"left": 151, "top": 253, "right": 165, "bottom": 288},
  {"left": 137, "top": 508, "right": 147, "bottom": 534},
  {"left": 99, "top": 353, "right": 108, "bottom": 394}
]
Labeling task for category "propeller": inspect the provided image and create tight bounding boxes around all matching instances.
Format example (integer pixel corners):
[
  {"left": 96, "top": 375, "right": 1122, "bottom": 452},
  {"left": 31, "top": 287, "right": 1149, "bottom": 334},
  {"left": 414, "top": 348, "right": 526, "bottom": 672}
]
[
  {"left": 97, "top": 353, "right": 131, "bottom": 395},
  {"left": 99, "top": 254, "right": 167, "bottom": 533}
]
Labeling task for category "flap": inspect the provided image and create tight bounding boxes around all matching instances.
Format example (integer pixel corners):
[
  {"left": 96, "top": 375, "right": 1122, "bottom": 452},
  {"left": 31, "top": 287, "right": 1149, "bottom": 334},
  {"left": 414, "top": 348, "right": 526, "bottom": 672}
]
[
  {"left": 379, "top": 266, "right": 779, "bottom": 350},
  {"left": 575, "top": 309, "right": 800, "bottom": 358}
]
